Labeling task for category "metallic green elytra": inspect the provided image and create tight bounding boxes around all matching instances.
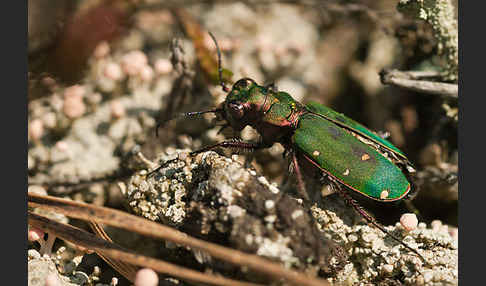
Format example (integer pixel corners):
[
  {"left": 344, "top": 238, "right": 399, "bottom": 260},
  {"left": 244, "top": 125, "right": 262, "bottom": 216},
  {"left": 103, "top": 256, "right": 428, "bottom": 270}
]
[
  {"left": 292, "top": 112, "right": 410, "bottom": 201},
  {"left": 305, "top": 101, "right": 406, "bottom": 159},
  {"left": 218, "top": 78, "right": 413, "bottom": 201}
]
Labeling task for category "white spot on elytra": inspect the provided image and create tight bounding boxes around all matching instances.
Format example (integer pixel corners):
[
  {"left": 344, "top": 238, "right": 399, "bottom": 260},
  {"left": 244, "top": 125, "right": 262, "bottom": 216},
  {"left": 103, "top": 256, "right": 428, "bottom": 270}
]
[
  {"left": 265, "top": 200, "right": 275, "bottom": 209},
  {"left": 380, "top": 190, "right": 389, "bottom": 200}
]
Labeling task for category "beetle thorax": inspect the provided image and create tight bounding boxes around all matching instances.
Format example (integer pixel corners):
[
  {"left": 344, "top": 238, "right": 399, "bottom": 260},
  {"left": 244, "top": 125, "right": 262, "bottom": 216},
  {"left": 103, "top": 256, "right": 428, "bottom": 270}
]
[{"left": 222, "top": 78, "right": 304, "bottom": 145}]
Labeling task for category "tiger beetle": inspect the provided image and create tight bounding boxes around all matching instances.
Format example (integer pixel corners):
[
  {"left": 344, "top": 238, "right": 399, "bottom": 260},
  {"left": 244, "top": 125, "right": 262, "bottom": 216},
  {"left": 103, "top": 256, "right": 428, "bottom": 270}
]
[{"left": 155, "top": 32, "right": 426, "bottom": 264}]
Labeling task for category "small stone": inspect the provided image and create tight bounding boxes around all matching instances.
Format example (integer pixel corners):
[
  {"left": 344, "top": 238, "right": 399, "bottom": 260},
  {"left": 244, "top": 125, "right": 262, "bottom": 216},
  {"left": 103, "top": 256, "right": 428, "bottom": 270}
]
[
  {"left": 121, "top": 50, "right": 148, "bottom": 76},
  {"left": 423, "top": 271, "right": 433, "bottom": 283},
  {"left": 154, "top": 58, "right": 173, "bottom": 75},
  {"left": 28, "top": 185, "right": 47, "bottom": 196},
  {"left": 348, "top": 234, "right": 358, "bottom": 242},
  {"left": 110, "top": 100, "right": 126, "bottom": 119},
  {"left": 134, "top": 268, "right": 158, "bottom": 286},
  {"left": 361, "top": 153, "right": 370, "bottom": 161},
  {"left": 103, "top": 62, "right": 124, "bottom": 81},
  {"left": 64, "top": 84, "right": 85, "bottom": 99},
  {"left": 45, "top": 272, "right": 62, "bottom": 286},
  {"left": 400, "top": 213, "right": 418, "bottom": 231},
  {"left": 29, "top": 119, "right": 44, "bottom": 141},
  {"left": 55, "top": 141, "right": 68, "bottom": 152},
  {"left": 431, "top": 220, "right": 443, "bottom": 231},
  {"left": 265, "top": 200, "right": 275, "bottom": 209},
  {"left": 93, "top": 41, "right": 110, "bottom": 58},
  {"left": 313, "top": 150, "right": 320, "bottom": 156},
  {"left": 28, "top": 227, "right": 44, "bottom": 241},
  {"left": 343, "top": 169, "right": 350, "bottom": 176},
  {"left": 139, "top": 65, "right": 154, "bottom": 82},
  {"left": 382, "top": 264, "right": 394, "bottom": 274},
  {"left": 63, "top": 85, "right": 86, "bottom": 119},
  {"left": 28, "top": 249, "right": 41, "bottom": 260},
  {"left": 41, "top": 112, "right": 57, "bottom": 129}
]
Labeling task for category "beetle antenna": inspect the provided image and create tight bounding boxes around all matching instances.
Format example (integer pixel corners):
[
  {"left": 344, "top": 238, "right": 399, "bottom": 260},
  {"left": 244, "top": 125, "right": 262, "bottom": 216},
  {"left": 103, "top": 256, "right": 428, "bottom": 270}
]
[
  {"left": 155, "top": 109, "right": 222, "bottom": 137},
  {"left": 208, "top": 31, "right": 230, "bottom": 93}
]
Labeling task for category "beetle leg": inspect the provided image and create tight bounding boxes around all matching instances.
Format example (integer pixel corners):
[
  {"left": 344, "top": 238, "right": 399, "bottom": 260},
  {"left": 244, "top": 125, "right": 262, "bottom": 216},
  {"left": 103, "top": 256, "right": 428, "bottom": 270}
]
[
  {"left": 334, "top": 183, "right": 428, "bottom": 264},
  {"left": 190, "top": 139, "right": 269, "bottom": 155},
  {"left": 291, "top": 152, "right": 310, "bottom": 202},
  {"left": 148, "top": 140, "right": 267, "bottom": 177}
]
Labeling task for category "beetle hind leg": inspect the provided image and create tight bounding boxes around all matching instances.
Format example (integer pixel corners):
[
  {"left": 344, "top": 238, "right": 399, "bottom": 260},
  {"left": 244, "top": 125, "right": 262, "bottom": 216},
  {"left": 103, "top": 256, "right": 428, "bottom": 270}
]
[{"left": 333, "top": 182, "right": 428, "bottom": 264}]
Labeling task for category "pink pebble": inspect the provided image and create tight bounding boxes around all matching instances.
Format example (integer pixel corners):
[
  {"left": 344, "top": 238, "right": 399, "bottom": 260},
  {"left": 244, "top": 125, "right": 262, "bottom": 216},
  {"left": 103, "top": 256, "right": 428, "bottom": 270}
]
[
  {"left": 110, "top": 100, "right": 125, "bottom": 119},
  {"left": 93, "top": 41, "right": 110, "bottom": 59},
  {"left": 256, "top": 35, "right": 273, "bottom": 52},
  {"left": 28, "top": 227, "right": 44, "bottom": 242},
  {"left": 139, "top": 65, "right": 154, "bottom": 82},
  {"left": 63, "top": 95, "right": 86, "bottom": 119},
  {"left": 134, "top": 268, "right": 158, "bottom": 286},
  {"left": 41, "top": 76, "right": 56, "bottom": 88},
  {"left": 449, "top": 227, "right": 458, "bottom": 241},
  {"left": 154, "top": 58, "right": 173, "bottom": 75},
  {"left": 103, "top": 62, "right": 124, "bottom": 81},
  {"left": 55, "top": 141, "right": 68, "bottom": 152},
  {"left": 64, "top": 85, "right": 85, "bottom": 99},
  {"left": 400, "top": 213, "right": 418, "bottom": 231},
  {"left": 121, "top": 50, "right": 148, "bottom": 76},
  {"left": 29, "top": 119, "right": 44, "bottom": 141},
  {"left": 42, "top": 112, "right": 57, "bottom": 129},
  {"left": 45, "top": 273, "right": 62, "bottom": 286}
]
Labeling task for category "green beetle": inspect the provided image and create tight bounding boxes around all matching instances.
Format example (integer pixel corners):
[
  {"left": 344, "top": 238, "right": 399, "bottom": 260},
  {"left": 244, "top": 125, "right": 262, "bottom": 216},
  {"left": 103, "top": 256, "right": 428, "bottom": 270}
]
[
  {"left": 190, "top": 76, "right": 415, "bottom": 203},
  {"left": 156, "top": 32, "right": 423, "bottom": 261}
]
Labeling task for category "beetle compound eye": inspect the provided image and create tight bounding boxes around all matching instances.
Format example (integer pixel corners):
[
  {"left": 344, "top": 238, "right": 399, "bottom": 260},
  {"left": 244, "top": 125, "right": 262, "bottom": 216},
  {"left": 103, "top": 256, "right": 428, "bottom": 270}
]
[
  {"left": 233, "top": 78, "right": 255, "bottom": 91},
  {"left": 228, "top": 102, "right": 245, "bottom": 119}
]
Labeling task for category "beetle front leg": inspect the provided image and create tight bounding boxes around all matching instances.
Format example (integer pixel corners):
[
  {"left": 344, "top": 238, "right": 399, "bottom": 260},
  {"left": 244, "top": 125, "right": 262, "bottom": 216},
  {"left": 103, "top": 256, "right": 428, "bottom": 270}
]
[{"left": 190, "top": 139, "right": 270, "bottom": 155}]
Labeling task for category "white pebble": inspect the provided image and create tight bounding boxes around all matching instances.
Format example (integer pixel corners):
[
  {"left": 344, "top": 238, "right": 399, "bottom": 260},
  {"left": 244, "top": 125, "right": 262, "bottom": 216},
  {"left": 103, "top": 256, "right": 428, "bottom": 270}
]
[
  {"left": 400, "top": 213, "right": 418, "bottom": 231},
  {"left": 29, "top": 119, "right": 44, "bottom": 141},
  {"left": 265, "top": 200, "right": 275, "bottom": 209}
]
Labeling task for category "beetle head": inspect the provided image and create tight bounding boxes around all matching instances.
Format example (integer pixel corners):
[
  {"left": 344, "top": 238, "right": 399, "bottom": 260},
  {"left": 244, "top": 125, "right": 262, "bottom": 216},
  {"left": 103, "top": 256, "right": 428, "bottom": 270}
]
[{"left": 219, "top": 77, "right": 260, "bottom": 131}]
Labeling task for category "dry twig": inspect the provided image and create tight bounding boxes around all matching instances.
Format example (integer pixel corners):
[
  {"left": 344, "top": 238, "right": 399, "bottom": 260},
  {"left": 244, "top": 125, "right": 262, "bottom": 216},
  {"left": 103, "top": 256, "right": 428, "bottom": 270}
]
[
  {"left": 28, "top": 192, "right": 331, "bottom": 286},
  {"left": 380, "top": 69, "right": 458, "bottom": 99},
  {"left": 28, "top": 212, "right": 262, "bottom": 286}
]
